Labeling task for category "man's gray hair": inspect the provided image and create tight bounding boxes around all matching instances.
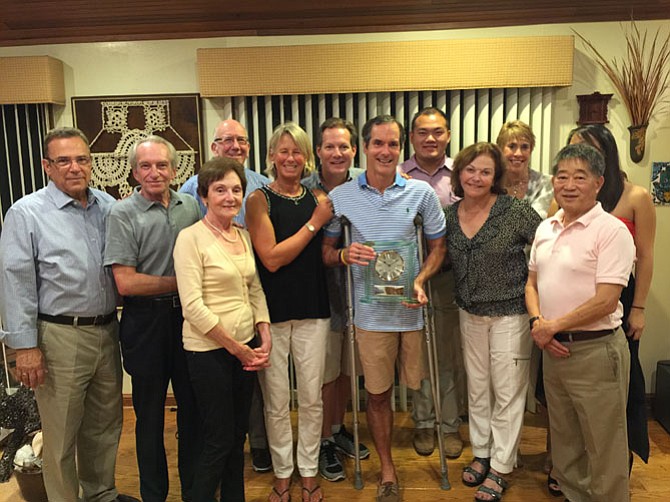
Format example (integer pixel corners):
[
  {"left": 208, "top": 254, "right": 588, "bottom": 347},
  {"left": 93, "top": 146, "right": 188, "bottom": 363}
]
[
  {"left": 552, "top": 143, "right": 605, "bottom": 177},
  {"left": 43, "top": 127, "right": 90, "bottom": 155},
  {"left": 361, "top": 115, "right": 405, "bottom": 148},
  {"left": 128, "top": 135, "right": 177, "bottom": 169}
]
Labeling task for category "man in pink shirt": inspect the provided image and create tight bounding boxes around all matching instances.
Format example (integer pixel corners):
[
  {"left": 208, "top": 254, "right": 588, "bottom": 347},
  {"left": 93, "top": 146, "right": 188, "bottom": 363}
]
[
  {"left": 400, "top": 107, "right": 464, "bottom": 459},
  {"left": 526, "top": 143, "right": 635, "bottom": 502}
]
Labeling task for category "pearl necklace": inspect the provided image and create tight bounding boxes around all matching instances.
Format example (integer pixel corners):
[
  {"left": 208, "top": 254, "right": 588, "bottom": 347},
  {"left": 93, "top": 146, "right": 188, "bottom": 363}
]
[{"left": 204, "top": 215, "right": 239, "bottom": 243}]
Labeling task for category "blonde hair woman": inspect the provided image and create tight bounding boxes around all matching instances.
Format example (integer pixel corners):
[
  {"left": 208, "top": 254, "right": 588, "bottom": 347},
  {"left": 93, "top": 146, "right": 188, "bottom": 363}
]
[{"left": 246, "top": 122, "right": 333, "bottom": 502}]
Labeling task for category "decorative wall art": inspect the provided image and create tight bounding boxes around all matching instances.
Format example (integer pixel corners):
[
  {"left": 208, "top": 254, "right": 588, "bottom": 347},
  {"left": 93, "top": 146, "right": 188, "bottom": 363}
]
[
  {"left": 72, "top": 94, "right": 204, "bottom": 198},
  {"left": 651, "top": 161, "right": 670, "bottom": 205}
]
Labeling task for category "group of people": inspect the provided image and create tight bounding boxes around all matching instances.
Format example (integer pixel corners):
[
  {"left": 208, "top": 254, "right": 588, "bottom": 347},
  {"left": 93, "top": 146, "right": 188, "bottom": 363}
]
[{"left": 0, "top": 106, "right": 654, "bottom": 502}]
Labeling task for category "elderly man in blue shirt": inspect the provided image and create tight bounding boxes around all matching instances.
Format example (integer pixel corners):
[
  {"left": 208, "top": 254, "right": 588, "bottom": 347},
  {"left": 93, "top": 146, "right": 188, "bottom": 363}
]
[
  {"left": 0, "top": 127, "right": 135, "bottom": 502},
  {"left": 180, "top": 119, "right": 269, "bottom": 226}
]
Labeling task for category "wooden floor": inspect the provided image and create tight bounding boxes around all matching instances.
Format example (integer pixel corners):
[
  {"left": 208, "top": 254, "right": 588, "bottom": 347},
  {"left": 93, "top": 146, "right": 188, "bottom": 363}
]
[{"left": 2, "top": 407, "right": 670, "bottom": 501}]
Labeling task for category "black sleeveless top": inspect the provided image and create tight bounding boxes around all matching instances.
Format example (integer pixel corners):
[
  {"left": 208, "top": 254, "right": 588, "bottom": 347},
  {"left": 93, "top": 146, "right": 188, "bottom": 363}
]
[{"left": 255, "top": 185, "right": 330, "bottom": 323}]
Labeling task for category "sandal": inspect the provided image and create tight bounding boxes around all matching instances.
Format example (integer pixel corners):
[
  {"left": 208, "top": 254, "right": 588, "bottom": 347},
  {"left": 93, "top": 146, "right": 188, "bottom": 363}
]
[
  {"left": 474, "top": 471, "right": 508, "bottom": 502},
  {"left": 270, "top": 485, "right": 291, "bottom": 502},
  {"left": 462, "top": 457, "right": 491, "bottom": 487},
  {"left": 301, "top": 484, "right": 323, "bottom": 502},
  {"left": 547, "top": 474, "right": 562, "bottom": 497}
]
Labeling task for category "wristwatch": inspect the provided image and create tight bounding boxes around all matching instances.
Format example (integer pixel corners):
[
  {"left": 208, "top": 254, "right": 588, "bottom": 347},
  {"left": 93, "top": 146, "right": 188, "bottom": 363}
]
[
  {"left": 529, "top": 316, "right": 541, "bottom": 330},
  {"left": 304, "top": 222, "right": 316, "bottom": 233}
]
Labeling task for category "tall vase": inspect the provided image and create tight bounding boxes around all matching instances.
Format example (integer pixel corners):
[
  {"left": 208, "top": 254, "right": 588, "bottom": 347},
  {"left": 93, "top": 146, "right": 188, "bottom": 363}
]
[{"left": 628, "top": 124, "right": 648, "bottom": 163}]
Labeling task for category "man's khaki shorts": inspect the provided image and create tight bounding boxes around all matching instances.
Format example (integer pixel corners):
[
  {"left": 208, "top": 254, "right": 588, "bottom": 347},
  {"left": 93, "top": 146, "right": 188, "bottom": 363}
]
[{"left": 354, "top": 326, "right": 427, "bottom": 395}]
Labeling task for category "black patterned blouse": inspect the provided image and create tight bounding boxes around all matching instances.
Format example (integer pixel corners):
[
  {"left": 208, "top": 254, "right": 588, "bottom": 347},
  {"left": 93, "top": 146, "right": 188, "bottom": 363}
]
[{"left": 445, "top": 194, "right": 541, "bottom": 317}]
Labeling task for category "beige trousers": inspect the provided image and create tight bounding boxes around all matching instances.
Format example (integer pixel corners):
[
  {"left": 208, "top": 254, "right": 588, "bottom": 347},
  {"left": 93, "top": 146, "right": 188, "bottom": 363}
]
[
  {"left": 35, "top": 319, "right": 123, "bottom": 502},
  {"left": 259, "top": 318, "right": 329, "bottom": 479},
  {"left": 544, "top": 328, "right": 630, "bottom": 502}
]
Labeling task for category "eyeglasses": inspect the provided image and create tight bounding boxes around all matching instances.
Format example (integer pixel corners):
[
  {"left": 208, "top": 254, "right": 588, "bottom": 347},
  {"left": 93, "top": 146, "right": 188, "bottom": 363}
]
[
  {"left": 214, "top": 136, "right": 249, "bottom": 147},
  {"left": 45, "top": 156, "right": 93, "bottom": 168}
]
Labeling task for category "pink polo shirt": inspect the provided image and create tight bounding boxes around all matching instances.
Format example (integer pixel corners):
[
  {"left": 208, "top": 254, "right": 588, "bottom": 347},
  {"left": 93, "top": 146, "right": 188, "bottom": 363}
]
[
  {"left": 529, "top": 202, "right": 635, "bottom": 331},
  {"left": 400, "top": 155, "right": 460, "bottom": 208}
]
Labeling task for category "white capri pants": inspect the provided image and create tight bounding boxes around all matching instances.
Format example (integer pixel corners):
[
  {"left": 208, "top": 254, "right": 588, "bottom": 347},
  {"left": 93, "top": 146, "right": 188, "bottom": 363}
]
[{"left": 460, "top": 310, "right": 532, "bottom": 474}]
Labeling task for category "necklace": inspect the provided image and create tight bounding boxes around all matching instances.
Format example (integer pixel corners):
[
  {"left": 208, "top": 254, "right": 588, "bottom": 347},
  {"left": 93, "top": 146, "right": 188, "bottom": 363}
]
[
  {"left": 204, "top": 215, "right": 239, "bottom": 243},
  {"left": 268, "top": 183, "right": 305, "bottom": 205},
  {"left": 505, "top": 178, "right": 529, "bottom": 197}
]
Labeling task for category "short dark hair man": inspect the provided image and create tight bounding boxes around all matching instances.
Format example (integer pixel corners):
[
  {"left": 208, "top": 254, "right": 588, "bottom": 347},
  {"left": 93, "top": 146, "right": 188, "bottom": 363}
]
[
  {"left": 303, "top": 118, "right": 369, "bottom": 482},
  {"left": 526, "top": 143, "right": 635, "bottom": 501},
  {"left": 400, "top": 107, "right": 464, "bottom": 459},
  {"left": 0, "top": 127, "right": 133, "bottom": 501},
  {"left": 105, "top": 136, "right": 202, "bottom": 502},
  {"left": 323, "top": 115, "right": 446, "bottom": 502}
]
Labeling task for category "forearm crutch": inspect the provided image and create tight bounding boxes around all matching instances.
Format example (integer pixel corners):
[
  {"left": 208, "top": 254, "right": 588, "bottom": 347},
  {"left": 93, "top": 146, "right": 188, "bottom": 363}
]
[
  {"left": 342, "top": 215, "right": 364, "bottom": 489},
  {"left": 414, "top": 214, "right": 451, "bottom": 490}
]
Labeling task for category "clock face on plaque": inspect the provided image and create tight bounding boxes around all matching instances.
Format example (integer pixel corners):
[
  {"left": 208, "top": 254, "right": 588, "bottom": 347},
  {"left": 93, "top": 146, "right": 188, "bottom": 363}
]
[{"left": 374, "top": 250, "right": 405, "bottom": 282}]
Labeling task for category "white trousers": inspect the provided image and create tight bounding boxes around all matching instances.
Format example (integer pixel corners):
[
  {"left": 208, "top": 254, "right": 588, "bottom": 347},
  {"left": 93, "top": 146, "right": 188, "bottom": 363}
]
[
  {"left": 259, "top": 317, "right": 329, "bottom": 478},
  {"left": 460, "top": 310, "right": 531, "bottom": 473}
]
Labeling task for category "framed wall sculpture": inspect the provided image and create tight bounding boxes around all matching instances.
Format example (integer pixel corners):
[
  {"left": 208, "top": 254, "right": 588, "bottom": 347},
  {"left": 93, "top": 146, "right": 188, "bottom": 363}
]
[{"left": 72, "top": 93, "right": 204, "bottom": 199}]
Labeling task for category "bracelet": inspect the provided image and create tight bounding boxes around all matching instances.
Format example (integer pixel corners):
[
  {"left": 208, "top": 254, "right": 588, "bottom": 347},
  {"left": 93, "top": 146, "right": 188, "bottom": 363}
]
[
  {"left": 339, "top": 248, "right": 349, "bottom": 266},
  {"left": 631, "top": 305, "right": 645, "bottom": 310}
]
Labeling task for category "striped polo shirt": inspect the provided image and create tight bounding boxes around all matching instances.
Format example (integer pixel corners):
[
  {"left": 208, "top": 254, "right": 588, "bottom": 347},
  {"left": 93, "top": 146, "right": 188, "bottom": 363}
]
[{"left": 325, "top": 172, "right": 446, "bottom": 332}]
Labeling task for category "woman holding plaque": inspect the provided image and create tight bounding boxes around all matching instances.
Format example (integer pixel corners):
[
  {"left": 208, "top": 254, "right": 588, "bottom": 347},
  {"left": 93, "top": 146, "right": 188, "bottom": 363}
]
[
  {"left": 445, "top": 142, "right": 541, "bottom": 502},
  {"left": 246, "top": 122, "right": 332, "bottom": 502}
]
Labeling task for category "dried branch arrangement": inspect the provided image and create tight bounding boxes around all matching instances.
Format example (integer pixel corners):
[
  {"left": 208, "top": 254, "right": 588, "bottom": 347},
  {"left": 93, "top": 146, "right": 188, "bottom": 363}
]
[{"left": 573, "top": 21, "right": 670, "bottom": 128}]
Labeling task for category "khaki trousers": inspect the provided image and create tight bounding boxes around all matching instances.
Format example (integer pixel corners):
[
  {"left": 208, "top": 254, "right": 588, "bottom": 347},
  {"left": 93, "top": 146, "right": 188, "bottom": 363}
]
[
  {"left": 35, "top": 319, "right": 123, "bottom": 502},
  {"left": 544, "top": 328, "right": 630, "bottom": 502},
  {"left": 410, "top": 269, "right": 466, "bottom": 433}
]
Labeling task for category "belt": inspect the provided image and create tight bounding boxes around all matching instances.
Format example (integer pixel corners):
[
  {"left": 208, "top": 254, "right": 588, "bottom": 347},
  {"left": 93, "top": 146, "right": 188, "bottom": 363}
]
[
  {"left": 124, "top": 294, "right": 181, "bottom": 309},
  {"left": 38, "top": 312, "right": 117, "bottom": 327},
  {"left": 554, "top": 329, "right": 615, "bottom": 343}
]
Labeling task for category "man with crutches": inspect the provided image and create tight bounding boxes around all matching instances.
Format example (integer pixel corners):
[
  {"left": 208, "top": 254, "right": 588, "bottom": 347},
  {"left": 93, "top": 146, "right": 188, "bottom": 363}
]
[
  {"left": 400, "top": 107, "right": 465, "bottom": 460},
  {"left": 322, "top": 115, "right": 446, "bottom": 502}
]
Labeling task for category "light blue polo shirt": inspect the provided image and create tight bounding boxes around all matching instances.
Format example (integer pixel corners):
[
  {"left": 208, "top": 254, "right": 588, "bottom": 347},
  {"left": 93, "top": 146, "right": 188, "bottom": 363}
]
[{"left": 325, "top": 172, "right": 446, "bottom": 332}]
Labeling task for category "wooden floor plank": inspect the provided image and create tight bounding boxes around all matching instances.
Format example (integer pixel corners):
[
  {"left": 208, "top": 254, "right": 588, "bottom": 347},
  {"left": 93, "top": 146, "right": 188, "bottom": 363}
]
[{"left": 1, "top": 407, "right": 668, "bottom": 501}]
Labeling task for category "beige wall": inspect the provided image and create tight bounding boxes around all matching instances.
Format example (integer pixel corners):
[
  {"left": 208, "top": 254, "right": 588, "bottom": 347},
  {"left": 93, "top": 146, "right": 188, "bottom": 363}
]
[{"left": 2, "top": 20, "right": 668, "bottom": 393}]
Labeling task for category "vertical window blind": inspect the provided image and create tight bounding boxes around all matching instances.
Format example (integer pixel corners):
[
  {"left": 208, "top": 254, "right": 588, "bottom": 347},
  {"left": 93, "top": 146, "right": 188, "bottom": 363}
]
[
  {"left": 0, "top": 104, "right": 50, "bottom": 227},
  {"left": 212, "top": 87, "right": 554, "bottom": 178}
]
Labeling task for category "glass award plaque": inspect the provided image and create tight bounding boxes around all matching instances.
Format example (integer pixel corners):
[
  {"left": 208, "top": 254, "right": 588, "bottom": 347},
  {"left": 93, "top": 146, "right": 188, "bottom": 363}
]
[{"left": 361, "top": 238, "right": 418, "bottom": 303}]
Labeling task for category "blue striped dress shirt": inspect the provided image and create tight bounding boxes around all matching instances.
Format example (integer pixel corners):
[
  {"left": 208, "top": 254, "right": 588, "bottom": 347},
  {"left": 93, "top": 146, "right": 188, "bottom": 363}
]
[{"left": 0, "top": 182, "right": 118, "bottom": 349}]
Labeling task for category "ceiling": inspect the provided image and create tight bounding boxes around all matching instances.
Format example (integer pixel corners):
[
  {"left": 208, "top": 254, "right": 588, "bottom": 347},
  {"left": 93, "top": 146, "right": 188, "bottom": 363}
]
[{"left": 1, "top": 0, "right": 669, "bottom": 47}]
